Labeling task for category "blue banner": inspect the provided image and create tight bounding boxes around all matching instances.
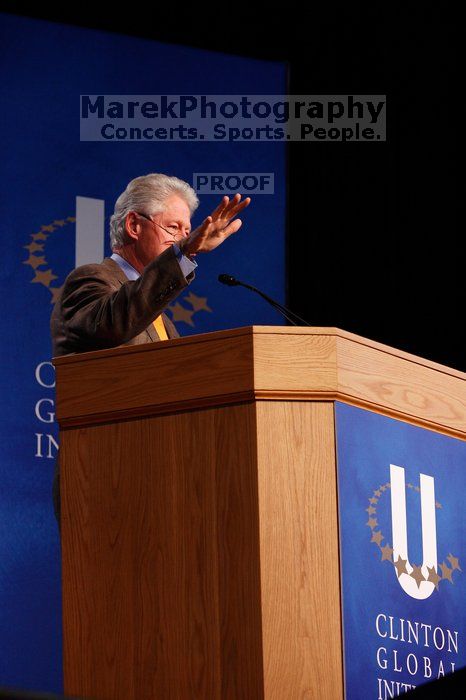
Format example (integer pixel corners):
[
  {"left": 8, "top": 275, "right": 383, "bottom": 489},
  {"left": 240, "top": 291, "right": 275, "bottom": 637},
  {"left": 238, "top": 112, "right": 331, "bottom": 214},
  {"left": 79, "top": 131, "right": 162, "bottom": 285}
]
[
  {"left": 335, "top": 402, "right": 466, "bottom": 698},
  {"left": 0, "top": 13, "right": 286, "bottom": 693}
]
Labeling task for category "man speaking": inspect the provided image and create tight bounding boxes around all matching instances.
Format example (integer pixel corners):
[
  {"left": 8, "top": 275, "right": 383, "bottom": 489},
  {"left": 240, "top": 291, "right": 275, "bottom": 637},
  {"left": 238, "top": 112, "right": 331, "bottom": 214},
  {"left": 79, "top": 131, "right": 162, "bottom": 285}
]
[
  {"left": 51, "top": 173, "right": 250, "bottom": 355},
  {"left": 50, "top": 172, "right": 250, "bottom": 520}
]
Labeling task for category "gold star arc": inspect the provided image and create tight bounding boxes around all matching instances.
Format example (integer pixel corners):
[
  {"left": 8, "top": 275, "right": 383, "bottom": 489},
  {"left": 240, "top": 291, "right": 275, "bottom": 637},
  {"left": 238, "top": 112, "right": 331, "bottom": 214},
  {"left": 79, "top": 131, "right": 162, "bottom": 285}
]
[{"left": 365, "top": 480, "right": 460, "bottom": 593}]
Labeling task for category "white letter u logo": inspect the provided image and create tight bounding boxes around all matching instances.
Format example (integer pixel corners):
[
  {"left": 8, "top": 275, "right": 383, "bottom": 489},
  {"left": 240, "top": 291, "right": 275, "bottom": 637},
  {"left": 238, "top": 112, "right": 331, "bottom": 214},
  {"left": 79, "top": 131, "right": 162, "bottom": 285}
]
[{"left": 390, "top": 465, "right": 438, "bottom": 600}]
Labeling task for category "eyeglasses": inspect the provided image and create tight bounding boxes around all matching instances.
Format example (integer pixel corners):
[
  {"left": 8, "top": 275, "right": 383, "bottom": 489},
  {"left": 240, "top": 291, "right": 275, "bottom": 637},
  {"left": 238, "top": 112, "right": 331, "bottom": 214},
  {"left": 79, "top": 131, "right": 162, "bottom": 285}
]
[{"left": 135, "top": 211, "right": 189, "bottom": 242}]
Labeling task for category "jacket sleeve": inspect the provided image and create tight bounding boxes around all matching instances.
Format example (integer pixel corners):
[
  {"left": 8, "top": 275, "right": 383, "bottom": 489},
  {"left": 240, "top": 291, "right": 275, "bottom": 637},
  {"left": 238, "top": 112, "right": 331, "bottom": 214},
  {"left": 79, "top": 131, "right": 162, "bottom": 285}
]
[{"left": 59, "top": 247, "right": 192, "bottom": 349}]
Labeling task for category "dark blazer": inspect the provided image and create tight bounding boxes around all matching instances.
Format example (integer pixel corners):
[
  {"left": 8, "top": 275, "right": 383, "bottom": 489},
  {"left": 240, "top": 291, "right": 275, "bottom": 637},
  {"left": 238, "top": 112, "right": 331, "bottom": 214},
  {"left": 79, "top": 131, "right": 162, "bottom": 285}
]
[
  {"left": 51, "top": 246, "right": 193, "bottom": 357},
  {"left": 51, "top": 246, "right": 194, "bottom": 524}
]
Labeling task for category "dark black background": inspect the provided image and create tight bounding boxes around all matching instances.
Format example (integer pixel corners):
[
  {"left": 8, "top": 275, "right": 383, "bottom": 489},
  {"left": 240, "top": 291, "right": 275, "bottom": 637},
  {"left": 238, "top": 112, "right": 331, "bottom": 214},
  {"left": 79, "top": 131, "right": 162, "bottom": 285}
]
[{"left": 4, "top": 8, "right": 461, "bottom": 369}]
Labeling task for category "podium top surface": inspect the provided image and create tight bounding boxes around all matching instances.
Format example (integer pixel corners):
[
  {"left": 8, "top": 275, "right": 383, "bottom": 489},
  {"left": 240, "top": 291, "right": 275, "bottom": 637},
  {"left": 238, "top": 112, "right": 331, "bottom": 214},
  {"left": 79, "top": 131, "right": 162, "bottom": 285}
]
[{"left": 54, "top": 326, "right": 466, "bottom": 438}]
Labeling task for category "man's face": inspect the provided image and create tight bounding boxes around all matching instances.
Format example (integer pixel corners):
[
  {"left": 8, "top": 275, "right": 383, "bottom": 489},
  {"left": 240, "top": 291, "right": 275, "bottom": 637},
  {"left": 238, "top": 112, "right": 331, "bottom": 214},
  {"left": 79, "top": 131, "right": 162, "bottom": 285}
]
[{"left": 135, "top": 194, "right": 192, "bottom": 267}]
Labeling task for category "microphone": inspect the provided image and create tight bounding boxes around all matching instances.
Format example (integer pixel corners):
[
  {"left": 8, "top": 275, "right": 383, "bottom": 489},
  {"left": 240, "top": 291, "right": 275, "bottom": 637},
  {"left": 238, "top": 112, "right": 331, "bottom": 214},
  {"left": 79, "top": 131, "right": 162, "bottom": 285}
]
[
  {"left": 218, "top": 274, "right": 311, "bottom": 326},
  {"left": 218, "top": 274, "right": 240, "bottom": 286}
]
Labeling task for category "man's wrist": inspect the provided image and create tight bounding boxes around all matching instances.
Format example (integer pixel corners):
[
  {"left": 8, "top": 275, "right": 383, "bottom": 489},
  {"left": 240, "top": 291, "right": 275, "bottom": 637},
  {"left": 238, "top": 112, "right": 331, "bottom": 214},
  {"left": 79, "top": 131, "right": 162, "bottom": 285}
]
[
  {"left": 178, "top": 240, "right": 194, "bottom": 260},
  {"left": 172, "top": 243, "right": 197, "bottom": 279}
]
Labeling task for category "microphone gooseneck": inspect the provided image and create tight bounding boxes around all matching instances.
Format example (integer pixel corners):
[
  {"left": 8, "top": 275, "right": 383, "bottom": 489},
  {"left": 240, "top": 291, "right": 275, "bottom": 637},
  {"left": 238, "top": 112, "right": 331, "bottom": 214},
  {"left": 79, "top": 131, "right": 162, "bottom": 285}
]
[{"left": 218, "top": 273, "right": 311, "bottom": 326}]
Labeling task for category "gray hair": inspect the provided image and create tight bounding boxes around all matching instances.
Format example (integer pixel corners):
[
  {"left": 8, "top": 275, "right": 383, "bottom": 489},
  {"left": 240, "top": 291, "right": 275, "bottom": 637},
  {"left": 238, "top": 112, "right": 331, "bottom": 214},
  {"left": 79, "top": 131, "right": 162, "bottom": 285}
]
[{"left": 109, "top": 173, "right": 199, "bottom": 249}]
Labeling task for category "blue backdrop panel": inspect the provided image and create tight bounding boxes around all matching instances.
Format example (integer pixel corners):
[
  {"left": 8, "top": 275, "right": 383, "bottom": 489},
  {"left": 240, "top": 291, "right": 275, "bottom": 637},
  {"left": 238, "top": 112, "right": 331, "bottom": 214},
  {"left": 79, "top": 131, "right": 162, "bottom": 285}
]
[
  {"left": 0, "top": 13, "right": 286, "bottom": 693},
  {"left": 335, "top": 402, "right": 466, "bottom": 698}
]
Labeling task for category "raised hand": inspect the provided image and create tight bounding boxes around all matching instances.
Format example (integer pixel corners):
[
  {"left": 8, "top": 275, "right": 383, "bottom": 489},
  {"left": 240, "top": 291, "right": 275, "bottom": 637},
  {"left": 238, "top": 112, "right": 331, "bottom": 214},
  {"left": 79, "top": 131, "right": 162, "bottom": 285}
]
[{"left": 181, "top": 194, "right": 251, "bottom": 256}]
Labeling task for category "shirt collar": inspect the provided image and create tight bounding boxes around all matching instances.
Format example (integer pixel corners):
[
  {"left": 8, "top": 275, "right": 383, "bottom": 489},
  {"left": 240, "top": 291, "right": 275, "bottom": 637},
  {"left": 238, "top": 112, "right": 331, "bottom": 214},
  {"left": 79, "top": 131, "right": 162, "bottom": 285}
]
[{"left": 111, "top": 252, "right": 140, "bottom": 280}]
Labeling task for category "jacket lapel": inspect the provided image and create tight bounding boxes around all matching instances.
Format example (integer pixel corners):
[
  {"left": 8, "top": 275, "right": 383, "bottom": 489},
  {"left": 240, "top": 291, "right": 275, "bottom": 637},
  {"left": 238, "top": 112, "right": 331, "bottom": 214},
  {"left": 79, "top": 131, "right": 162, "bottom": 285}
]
[
  {"left": 146, "top": 322, "right": 158, "bottom": 341},
  {"left": 102, "top": 257, "right": 178, "bottom": 342},
  {"left": 163, "top": 313, "right": 179, "bottom": 339}
]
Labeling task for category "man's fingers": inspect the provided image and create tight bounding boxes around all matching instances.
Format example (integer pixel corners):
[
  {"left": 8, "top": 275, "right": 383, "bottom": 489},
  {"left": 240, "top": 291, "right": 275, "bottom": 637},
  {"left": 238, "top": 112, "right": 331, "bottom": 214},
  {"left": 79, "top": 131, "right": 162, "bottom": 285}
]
[
  {"left": 210, "top": 196, "right": 230, "bottom": 219},
  {"left": 225, "top": 195, "right": 251, "bottom": 219},
  {"left": 197, "top": 215, "right": 212, "bottom": 233},
  {"left": 221, "top": 218, "right": 243, "bottom": 237},
  {"left": 221, "top": 193, "right": 242, "bottom": 216},
  {"left": 188, "top": 215, "right": 212, "bottom": 243},
  {"left": 210, "top": 193, "right": 250, "bottom": 221}
]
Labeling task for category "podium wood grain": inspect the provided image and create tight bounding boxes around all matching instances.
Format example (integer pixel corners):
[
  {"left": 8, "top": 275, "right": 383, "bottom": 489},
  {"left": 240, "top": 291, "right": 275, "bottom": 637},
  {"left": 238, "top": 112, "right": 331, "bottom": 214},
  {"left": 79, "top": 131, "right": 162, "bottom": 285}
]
[
  {"left": 256, "top": 401, "right": 342, "bottom": 698},
  {"left": 61, "top": 402, "right": 266, "bottom": 699}
]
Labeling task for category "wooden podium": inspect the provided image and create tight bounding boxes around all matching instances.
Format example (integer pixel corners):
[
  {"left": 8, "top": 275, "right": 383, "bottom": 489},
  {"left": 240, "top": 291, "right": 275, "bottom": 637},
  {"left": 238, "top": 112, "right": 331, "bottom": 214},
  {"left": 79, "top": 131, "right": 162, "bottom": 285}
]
[{"left": 54, "top": 327, "right": 466, "bottom": 700}]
